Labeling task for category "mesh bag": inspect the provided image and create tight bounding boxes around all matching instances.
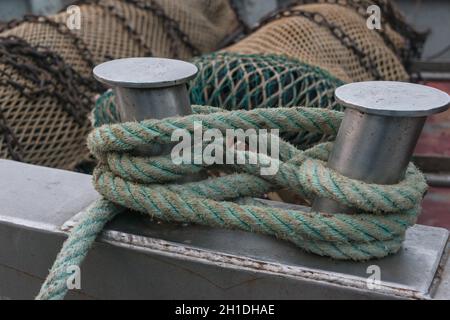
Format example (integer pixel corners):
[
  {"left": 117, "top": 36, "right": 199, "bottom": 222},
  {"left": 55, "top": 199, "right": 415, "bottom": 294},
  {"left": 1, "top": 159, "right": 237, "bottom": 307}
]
[
  {"left": 283, "top": 0, "right": 427, "bottom": 65},
  {"left": 190, "top": 52, "right": 344, "bottom": 111},
  {"left": 226, "top": 0, "right": 422, "bottom": 83},
  {"left": 0, "top": 0, "right": 240, "bottom": 169}
]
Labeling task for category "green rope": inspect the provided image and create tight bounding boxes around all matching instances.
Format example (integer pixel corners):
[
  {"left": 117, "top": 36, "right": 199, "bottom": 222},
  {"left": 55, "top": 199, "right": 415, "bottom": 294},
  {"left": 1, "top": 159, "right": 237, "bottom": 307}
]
[{"left": 37, "top": 105, "right": 427, "bottom": 300}]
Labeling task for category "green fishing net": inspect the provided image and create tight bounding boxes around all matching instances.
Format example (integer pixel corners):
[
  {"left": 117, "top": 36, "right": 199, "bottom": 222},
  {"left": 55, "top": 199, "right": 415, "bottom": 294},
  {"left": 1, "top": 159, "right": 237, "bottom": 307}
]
[{"left": 94, "top": 52, "right": 345, "bottom": 146}]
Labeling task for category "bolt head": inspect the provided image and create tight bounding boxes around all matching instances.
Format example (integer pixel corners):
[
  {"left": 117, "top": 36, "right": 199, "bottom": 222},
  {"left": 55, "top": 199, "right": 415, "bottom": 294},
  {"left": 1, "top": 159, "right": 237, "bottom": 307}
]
[
  {"left": 93, "top": 57, "right": 198, "bottom": 89},
  {"left": 335, "top": 81, "right": 450, "bottom": 117}
]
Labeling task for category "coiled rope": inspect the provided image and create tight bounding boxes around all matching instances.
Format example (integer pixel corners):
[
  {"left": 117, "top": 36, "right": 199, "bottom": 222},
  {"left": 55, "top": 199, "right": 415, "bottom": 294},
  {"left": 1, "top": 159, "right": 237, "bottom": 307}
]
[{"left": 37, "top": 106, "right": 427, "bottom": 300}]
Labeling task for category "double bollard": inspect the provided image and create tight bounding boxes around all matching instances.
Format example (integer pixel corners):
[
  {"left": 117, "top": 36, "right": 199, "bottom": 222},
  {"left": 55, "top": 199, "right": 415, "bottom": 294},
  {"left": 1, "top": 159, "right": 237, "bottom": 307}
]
[{"left": 94, "top": 57, "right": 450, "bottom": 215}]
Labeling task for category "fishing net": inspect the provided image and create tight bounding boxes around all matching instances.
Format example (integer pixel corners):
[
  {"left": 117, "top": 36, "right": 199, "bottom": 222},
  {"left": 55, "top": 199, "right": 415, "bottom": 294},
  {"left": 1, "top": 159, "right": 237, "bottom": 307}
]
[
  {"left": 0, "top": 0, "right": 426, "bottom": 170},
  {"left": 282, "top": 0, "right": 427, "bottom": 65},
  {"left": 0, "top": 0, "right": 240, "bottom": 169},
  {"left": 226, "top": 0, "right": 425, "bottom": 83},
  {"left": 190, "top": 53, "right": 344, "bottom": 111},
  {"left": 96, "top": 0, "right": 423, "bottom": 146},
  {"left": 94, "top": 52, "right": 345, "bottom": 146}
]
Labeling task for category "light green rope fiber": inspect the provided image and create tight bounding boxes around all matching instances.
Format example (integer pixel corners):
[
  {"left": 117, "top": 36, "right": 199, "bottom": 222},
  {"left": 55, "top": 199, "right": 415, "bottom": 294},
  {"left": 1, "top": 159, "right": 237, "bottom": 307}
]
[{"left": 37, "top": 105, "right": 427, "bottom": 300}]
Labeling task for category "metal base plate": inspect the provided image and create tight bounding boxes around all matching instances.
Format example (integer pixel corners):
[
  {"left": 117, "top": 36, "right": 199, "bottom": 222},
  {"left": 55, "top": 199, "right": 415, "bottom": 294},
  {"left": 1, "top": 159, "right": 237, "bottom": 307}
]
[{"left": 0, "top": 160, "right": 449, "bottom": 299}]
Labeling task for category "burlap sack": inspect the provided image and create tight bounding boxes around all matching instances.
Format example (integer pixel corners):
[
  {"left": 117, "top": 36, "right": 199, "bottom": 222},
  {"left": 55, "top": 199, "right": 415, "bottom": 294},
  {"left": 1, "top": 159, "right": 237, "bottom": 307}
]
[{"left": 0, "top": 0, "right": 240, "bottom": 169}]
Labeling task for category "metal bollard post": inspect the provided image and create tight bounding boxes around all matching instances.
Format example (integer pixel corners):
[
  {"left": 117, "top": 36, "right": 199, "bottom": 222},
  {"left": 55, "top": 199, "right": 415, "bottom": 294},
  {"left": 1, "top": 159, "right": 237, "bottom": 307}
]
[
  {"left": 312, "top": 81, "right": 450, "bottom": 214},
  {"left": 93, "top": 57, "right": 198, "bottom": 156}
]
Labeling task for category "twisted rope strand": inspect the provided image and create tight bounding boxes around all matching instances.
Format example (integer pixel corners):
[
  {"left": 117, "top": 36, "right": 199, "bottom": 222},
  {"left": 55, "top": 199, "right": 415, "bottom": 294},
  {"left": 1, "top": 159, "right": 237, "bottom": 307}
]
[{"left": 36, "top": 199, "right": 125, "bottom": 300}]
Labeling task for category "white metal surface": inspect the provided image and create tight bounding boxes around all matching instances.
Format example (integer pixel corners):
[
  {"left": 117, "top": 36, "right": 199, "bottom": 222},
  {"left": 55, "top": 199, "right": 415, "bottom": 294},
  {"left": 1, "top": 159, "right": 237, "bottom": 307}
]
[
  {"left": 93, "top": 57, "right": 199, "bottom": 89},
  {"left": 335, "top": 81, "right": 450, "bottom": 117}
]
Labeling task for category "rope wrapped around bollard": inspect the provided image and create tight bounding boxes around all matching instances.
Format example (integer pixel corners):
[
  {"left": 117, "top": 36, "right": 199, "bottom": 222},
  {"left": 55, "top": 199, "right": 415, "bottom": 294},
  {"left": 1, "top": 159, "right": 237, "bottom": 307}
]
[{"left": 36, "top": 106, "right": 427, "bottom": 300}]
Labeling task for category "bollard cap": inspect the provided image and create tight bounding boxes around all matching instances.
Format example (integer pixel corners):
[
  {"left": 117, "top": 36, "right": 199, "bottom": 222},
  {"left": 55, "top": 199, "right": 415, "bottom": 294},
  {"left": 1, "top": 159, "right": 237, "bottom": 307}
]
[
  {"left": 335, "top": 81, "right": 450, "bottom": 117},
  {"left": 93, "top": 57, "right": 198, "bottom": 89}
]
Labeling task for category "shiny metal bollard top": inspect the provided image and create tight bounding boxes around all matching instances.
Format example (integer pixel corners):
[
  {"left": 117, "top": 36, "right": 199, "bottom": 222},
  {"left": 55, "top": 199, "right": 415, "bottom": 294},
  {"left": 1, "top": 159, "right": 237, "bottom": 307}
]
[
  {"left": 93, "top": 57, "right": 198, "bottom": 156},
  {"left": 313, "top": 81, "right": 450, "bottom": 214}
]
